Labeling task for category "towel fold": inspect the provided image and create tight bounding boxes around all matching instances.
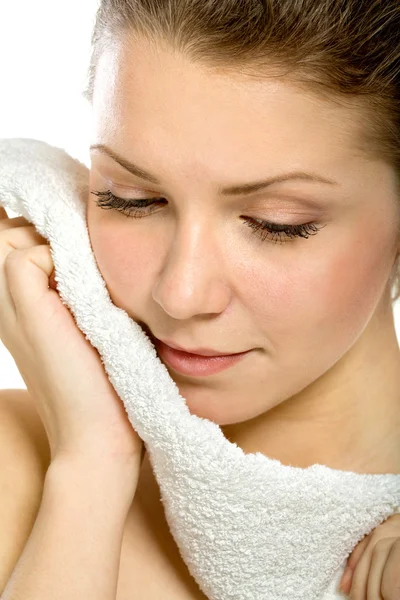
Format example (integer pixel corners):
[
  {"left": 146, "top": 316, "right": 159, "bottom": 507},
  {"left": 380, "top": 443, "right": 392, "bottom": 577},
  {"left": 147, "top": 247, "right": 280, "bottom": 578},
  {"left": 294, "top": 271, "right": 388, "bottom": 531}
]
[{"left": 0, "top": 137, "right": 399, "bottom": 600}]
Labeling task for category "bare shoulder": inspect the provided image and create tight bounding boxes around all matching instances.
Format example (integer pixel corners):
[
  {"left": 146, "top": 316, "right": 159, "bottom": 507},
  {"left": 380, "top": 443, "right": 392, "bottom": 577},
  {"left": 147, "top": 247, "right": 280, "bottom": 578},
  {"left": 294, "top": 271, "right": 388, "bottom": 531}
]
[{"left": 0, "top": 388, "right": 51, "bottom": 592}]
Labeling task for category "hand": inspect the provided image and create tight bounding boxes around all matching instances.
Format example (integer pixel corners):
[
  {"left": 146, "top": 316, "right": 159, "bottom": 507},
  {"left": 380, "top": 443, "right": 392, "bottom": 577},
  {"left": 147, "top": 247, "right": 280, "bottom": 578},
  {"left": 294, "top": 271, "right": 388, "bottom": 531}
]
[
  {"left": 0, "top": 206, "right": 144, "bottom": 482},
  {"left": 339, "top": 513, "right": 400, "bottom": 599}
]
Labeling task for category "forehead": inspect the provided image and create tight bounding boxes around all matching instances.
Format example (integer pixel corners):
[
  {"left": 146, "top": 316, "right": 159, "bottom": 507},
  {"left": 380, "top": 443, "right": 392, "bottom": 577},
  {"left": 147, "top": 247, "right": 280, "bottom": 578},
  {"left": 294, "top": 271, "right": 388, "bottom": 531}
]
[{"left": 91, "top": 37, "right": 371, "bottom": 179}]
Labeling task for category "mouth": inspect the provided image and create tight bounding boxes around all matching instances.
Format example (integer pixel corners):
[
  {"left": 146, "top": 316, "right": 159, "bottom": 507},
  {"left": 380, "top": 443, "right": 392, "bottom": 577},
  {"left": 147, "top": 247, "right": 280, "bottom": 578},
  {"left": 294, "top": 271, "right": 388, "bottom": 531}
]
[
  {"left": 156, "top": 337, "right": 246, "bottom": 357},
  {"left": 153, "top": 338, "right": 253, "bottom": 377}
]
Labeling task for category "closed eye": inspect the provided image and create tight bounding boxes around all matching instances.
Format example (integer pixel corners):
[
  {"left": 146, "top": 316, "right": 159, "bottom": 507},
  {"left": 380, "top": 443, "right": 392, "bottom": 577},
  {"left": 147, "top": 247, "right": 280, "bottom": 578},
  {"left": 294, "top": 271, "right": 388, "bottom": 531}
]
[{"left": 91, "top": 189, "right": 325, "bottom": 244}]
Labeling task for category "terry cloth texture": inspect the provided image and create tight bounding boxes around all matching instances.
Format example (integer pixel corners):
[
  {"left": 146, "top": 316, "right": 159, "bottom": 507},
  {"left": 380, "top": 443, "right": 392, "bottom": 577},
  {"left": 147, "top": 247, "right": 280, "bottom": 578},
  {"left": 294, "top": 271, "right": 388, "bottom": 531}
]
[{"left": 1, "top": 137, "right": 399, "bottom": 600}]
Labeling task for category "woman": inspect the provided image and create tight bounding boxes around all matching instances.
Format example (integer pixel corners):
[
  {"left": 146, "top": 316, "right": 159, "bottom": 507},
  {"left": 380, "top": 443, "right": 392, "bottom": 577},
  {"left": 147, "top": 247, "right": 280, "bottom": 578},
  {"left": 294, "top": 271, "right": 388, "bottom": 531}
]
[{"left": 0, "top": 0, "right": 399, "bottom": 598}]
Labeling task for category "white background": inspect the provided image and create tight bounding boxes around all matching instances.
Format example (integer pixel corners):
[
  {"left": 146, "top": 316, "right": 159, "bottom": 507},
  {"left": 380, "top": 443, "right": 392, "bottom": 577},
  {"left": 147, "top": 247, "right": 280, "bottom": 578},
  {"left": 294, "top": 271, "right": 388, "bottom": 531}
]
[
  {"left": 0, "top": 2, "right": 399, "bottom": 390},
  {"left": 0, "top": 1, "right": 98, "bottom": 388}
]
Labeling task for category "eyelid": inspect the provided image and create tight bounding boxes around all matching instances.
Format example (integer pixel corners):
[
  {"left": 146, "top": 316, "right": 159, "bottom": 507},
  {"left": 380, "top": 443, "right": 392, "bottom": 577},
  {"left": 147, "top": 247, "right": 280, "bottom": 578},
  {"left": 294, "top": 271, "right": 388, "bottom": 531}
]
[
  {"left": 101, "top": 175, "right": 327, "bottom": 217},
  {"left": 242, "top": 193, "right": 328, "bottom": 215},
  {"left": 102, "top": 177, "right": 161, "bottom": 196}
]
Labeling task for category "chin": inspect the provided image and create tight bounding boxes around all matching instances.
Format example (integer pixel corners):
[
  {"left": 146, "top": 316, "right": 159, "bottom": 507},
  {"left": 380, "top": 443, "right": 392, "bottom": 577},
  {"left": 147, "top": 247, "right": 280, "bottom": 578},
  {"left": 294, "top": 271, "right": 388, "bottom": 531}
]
[{"left": 167, "top": 379, "right": 254, "bottom": 426}]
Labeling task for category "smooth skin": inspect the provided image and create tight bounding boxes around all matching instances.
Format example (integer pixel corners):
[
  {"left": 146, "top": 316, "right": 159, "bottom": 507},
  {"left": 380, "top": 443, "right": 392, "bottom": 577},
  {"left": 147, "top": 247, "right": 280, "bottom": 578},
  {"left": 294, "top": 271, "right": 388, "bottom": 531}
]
[
  {"left": 0, "top": 205, "right": 144, "bottom": 599},
  {"left": 88, "top": 35, "right": 400, "bottom": 476},
  {"left": 340, "top": 513, "right": 400, "bottom": 599},
  {"left": 1, "top": 31, "right": 400, "bottom": 599},
  {"left": 0, "top": 206, "right": 142, "bottom": 464},
  {"left": 0, "top": 205, "right": 399, "bottom": 599},
  {"left": 86, "top": 34, "right": 400, "bottom": 598}
]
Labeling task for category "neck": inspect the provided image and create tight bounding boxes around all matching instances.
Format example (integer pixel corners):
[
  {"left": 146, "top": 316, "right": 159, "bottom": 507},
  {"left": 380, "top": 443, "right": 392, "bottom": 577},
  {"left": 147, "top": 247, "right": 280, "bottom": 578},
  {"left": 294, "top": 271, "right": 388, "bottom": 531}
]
[{"left": 222, "top": 298, "right": 400, "bottom": 475}]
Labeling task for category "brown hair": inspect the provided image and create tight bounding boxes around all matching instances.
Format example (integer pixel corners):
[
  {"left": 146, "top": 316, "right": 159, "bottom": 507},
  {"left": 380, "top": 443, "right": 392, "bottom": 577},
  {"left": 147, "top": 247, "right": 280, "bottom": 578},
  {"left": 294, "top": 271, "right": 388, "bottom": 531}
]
[{"left": 83, "top": 0, "right": 400, "bottom": 302}]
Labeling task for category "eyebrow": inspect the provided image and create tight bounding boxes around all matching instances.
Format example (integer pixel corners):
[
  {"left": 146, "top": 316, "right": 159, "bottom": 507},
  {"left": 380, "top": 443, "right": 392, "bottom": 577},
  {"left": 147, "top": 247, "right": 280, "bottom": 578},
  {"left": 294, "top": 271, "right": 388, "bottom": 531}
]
[{"left": 89, "top": 143, "right": 339, "bottom": 196}]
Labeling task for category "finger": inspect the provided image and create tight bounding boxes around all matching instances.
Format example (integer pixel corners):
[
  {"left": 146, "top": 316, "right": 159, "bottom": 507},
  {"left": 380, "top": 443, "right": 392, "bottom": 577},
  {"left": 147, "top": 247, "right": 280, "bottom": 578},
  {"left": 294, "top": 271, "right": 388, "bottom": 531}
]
[
  {"left": 0, "top": 215, "right": 48, "bottom": 247},
  {"left": 348, "top": 538, "right": 374, "bottom": 600},
  {"left": 380, "top": 538, "right": 400, "bottom": 599},
  {"left": 367, "top": 538, "right": 394, "bottom": 600},
  {"left": 5, "top": 245, "right": 55, "bottom": 320},
  {"left": 0, "top": 216, "right": 34, "bottom": 231},
  {"left": 347, "top": 534, "right": 372, "bottom": 571},
  {"left": 0, "top": 223, "right": 47, "bottom": 246},
  {"left": 0, "top": 226, "right": 52, "bottom": 318},
  {"left": 49, "top": 268, "right": 57, "bottom": 290},
  {"left": 0, "top": 208, "right": 31, "bottom": 227},
  {"left": 379, "top": 513, "right": 400, "bottom": 533},
  {"left": 340, "top": 566, "right": 354, "bottom": 596}
]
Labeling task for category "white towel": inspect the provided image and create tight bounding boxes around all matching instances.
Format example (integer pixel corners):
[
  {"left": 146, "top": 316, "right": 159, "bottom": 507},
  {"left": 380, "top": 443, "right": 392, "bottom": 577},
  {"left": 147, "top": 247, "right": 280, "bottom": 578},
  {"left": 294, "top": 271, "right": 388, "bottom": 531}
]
[{"left": 0, "top": 137, "right": 399, "bottom": 600}]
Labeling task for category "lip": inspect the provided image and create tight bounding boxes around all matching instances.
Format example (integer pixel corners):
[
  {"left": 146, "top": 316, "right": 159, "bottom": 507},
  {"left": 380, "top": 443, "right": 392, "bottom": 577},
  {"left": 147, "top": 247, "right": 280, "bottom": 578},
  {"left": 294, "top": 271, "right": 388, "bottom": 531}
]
[
  {"left": 154, "top": 339, "right": 252, "bottom": 377},
  {"left": 158, "top": 338, "right": 242, "bottom": 357}
]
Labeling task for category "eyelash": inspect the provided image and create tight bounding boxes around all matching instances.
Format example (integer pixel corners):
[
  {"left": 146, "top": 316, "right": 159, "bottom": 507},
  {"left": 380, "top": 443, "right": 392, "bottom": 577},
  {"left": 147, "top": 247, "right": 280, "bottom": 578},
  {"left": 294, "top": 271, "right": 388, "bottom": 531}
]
[{"left": 90, "top": 189, "right": 324, "bottom": 244}]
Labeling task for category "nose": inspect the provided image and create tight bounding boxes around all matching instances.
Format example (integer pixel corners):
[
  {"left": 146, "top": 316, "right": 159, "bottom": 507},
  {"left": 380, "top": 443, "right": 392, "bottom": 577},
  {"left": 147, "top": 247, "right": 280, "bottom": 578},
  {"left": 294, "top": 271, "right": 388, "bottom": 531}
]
[{"left": 152, "top": 219, "right": 232, "bottom": 320}]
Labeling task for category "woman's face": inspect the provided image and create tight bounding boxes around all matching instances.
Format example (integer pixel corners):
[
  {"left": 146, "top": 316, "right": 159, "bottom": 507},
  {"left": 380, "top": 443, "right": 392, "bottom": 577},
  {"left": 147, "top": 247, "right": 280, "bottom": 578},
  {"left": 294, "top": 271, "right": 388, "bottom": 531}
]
[{"left": 87, "top": 37, "right": 400, "bottom": 426}]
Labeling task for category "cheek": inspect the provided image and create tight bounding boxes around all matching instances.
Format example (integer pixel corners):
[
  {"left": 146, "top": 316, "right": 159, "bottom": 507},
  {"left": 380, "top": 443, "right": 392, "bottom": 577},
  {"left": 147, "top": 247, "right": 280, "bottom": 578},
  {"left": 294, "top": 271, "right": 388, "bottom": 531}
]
[
  {"left": 315, "top": 220, "right": 395, "bottom": 333},
  {"left": 88, "top": 202, "right": 394, "bottom": 354},
  {"left": 87, "top": 219, "right": 158, "bottom": 309},
  {"left": 243, "top": 224, "right": 394, "bottom": 356}
]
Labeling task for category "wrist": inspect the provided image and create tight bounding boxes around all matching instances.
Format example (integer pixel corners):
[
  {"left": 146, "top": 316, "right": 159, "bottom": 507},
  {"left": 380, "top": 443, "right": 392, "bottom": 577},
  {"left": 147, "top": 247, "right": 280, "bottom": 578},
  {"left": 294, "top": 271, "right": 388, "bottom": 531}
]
[{"left": 47, "top": 452, "right": 139, "bottom": 511}]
